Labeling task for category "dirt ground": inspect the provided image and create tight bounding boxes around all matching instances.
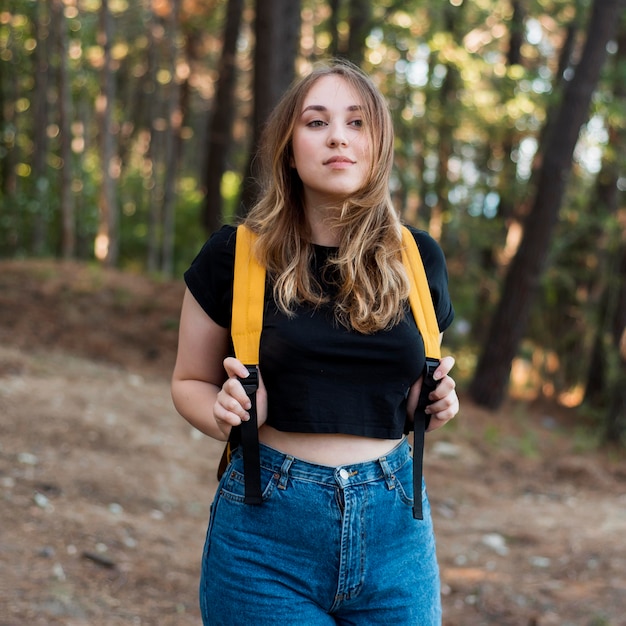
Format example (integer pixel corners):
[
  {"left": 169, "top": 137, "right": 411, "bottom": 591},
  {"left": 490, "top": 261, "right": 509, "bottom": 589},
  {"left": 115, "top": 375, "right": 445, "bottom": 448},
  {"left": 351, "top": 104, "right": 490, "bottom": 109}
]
[{"left": 1, "top": 259, "right": 625, "bottom": 626}]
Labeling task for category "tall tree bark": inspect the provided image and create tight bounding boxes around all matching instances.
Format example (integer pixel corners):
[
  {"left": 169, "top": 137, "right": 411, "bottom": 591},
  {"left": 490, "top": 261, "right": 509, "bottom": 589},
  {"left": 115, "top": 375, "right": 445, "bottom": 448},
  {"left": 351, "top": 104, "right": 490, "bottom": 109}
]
[
  {"left": 145, "top": 6, "right": 162, "bottom": 273},
  {"left": 530, "top": 3, "right": 583, "bottom": 177},
  {"left": 201, "top": 0, "right": 245, "bottom": 234},
  {"left": 96, "top": 0, "right": 119, "bottom": 266},
  {"left": 496, "top": 0, "right": 526, "bottom": 223},
  {"left": 345, "top": 0, "right": 372, "bottom": 66},
  {"left": 74, "top": 96, "right": 91, "bottom": 259},
  {"left": 238, "top": 0, "right": 301, "bottom": 214},
  {"left": 604, "top": 244, "right": 626, "bottom": 442},
  {"left": 31, "top": 1, "right": 50, "bottom": 256},
  {"left": 469, "top": 0, "right": 625, "bottom": 410},
  {"left": 53, "top": 0, "right": 75, "bottom": 259},
  {"left": 0, "top": 46, "right": 14, "bottom": 199},
  {"left": 583, "top": 14, "right": 626, "bottom": 442},
  {"left": 428, "top": 2, "right": 465, "bottom": 241},
  {"left": 161, "top": 0, "right": 182, "bottom": 277},
  {"left": 328, "top": 0, "right": 341, "bottom": 58}
]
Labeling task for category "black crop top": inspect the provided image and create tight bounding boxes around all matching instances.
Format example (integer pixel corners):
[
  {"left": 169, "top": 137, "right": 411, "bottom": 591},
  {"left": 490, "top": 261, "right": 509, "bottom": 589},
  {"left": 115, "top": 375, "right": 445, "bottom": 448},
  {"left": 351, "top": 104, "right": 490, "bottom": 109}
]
[{"left": 184, "top": 224, "right": 454, "bottom": 440}]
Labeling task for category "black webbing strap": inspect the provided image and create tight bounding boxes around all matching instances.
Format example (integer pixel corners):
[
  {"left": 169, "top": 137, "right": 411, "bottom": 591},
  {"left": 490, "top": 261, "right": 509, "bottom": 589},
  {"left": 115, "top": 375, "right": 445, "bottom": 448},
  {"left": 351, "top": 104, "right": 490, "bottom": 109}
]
[
  {"left": 412, "top": 358, "right": 440, "bottom": 520},
  {"left": 412, "top": 419, "right": 427, "bottom": 520},
  {"left": 238, "top": 365, "right": 262, "bottom": 505}
]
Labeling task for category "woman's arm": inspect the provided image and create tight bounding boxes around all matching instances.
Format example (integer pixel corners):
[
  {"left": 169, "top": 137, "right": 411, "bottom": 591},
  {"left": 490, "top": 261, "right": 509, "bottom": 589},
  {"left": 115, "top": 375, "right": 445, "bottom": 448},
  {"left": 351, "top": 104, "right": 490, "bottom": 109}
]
[{"left": 171, "top": 288, "right": 259, "bottom": 440}]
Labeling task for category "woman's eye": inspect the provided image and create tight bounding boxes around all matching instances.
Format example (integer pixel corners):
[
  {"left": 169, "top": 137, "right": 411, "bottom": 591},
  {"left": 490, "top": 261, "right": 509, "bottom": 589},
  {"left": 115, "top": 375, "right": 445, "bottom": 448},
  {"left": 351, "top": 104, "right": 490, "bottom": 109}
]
[
  {"left": 307, "top": 120, "right": 326, "bottom": 127},
  {"left": 349, "top": 119, "right": 363, "bottom": 128}
]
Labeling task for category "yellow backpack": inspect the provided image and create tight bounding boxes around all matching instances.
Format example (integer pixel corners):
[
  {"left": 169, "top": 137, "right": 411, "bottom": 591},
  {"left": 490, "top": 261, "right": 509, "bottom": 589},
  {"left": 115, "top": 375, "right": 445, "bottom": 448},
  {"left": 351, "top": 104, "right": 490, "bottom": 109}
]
[{"left": 221, "top": 224, "right": 441, "bottom": 519}]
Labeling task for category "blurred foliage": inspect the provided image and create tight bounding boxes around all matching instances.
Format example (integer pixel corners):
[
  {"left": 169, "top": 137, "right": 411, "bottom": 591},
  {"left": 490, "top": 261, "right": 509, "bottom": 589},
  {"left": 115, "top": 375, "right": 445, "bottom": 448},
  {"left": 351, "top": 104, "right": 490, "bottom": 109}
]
[{"left": 1, "top": 0, "right": 625, "bottom": 415}]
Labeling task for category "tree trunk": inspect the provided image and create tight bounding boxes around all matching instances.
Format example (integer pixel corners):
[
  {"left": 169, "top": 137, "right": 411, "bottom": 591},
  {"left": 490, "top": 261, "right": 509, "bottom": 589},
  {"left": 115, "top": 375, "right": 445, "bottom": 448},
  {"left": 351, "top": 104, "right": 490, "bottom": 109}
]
[
  {"left": 96, "top": 0, "right": 119, "bottom": 266},
  {"left": 346, "top": 0, "right": 372, "bottom": 66},
  {"left": 583, "top": 169, "right": 623, "bottom": 410},
  {"left": 328, "top": 0, "right": 341, "bottom": 58},
  {"left": 605, "top": 246, "right": 626, "bottom": 442},
  {"left": 31, "top": 1, "right": 50, "bottom": 256},
  {"left": 201, "top": 0, "right": 245, "bottom": 235},
  {"left": 468, "top": 0, "right": 625, "bottom": 410},
  {"left": 495, "top": 0, "right": 526, "bottom": 222},
  {"left": 74, "top": 96, "right": 91, "bottom": 259},
  {"left": 529, "top": 5, "right": 582, "bottom": 179},
  {"left": 53, "top": 0, "right": 75, "bottom": 259},
  {"left": 0, "top": 50, "right": 14, "bottom": 199},
  {"left": 146, "top": 7, "right": 162, "bottom": 273},
  {"left": 238, "top": 0, "right": 300, "bottom": 214},
  {"left": 429, "top": 2, "right": 464, "bottom": 241},
  {"left": 583, "top": 16, "right": 626, "bottom": 442},
  {"left": 161, "top": 0, "right": 182, "bottom": 277}
]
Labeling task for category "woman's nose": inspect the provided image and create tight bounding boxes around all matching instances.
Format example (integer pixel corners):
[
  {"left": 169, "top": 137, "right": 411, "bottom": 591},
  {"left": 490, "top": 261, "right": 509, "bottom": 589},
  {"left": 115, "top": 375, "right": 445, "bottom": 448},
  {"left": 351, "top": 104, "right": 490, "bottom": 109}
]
[{"left": 327, "top": 125, "right": 348, "bottom": 147}]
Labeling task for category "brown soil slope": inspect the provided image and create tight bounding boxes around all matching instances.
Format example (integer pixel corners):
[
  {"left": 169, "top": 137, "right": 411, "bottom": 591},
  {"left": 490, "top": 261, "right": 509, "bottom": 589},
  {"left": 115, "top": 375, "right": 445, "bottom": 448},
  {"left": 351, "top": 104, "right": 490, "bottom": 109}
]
[{"left": 1, "top": 260, "right": 625, "bottom": 626}]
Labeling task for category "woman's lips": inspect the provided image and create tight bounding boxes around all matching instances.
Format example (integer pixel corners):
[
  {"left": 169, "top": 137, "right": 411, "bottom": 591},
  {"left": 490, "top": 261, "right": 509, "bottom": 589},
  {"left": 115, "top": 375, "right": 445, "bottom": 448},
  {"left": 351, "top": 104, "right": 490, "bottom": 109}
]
[{"left": 324, "top": 156, "right": 355, "bottom": 168}]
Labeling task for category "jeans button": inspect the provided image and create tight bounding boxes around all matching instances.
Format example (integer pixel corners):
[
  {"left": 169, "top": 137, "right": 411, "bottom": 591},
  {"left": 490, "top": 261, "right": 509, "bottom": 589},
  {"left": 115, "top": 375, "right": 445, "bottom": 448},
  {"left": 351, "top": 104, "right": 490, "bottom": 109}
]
[{"left": 339, "top": 468, "right": 350, "bottom": 480}]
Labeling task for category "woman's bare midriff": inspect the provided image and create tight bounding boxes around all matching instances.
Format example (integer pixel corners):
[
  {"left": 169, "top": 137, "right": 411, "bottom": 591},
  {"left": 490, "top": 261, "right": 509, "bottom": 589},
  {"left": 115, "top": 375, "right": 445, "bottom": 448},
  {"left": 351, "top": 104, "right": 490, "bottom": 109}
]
[{"left": 258, "top": 425, "right": 403, "bottom": 467}]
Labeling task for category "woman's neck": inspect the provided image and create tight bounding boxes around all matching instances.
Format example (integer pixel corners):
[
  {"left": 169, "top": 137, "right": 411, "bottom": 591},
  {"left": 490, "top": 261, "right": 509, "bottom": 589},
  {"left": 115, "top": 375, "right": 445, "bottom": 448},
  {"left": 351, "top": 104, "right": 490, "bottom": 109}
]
[{"left": 306, "top": 204, "right": 342, "bottom": 247}]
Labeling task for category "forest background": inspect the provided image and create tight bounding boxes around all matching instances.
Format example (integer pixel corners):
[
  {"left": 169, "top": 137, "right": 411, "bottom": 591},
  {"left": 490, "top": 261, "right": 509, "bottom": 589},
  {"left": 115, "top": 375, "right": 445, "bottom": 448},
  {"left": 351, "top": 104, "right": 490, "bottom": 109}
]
[{"left": 2, "top": 0, "right": 626, "bottom": 439}]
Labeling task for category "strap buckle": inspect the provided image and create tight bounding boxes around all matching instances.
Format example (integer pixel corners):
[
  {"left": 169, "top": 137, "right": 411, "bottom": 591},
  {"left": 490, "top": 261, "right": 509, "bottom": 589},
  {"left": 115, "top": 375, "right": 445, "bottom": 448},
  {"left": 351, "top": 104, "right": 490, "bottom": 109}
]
[{"left": 239, "top": 365, "right": 259, "bottom": 396}]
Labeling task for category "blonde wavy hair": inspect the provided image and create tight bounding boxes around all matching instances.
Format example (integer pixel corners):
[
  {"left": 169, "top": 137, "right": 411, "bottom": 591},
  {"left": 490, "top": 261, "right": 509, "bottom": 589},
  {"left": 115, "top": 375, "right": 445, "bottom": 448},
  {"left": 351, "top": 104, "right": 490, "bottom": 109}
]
[{"left": 244, "top": 60, "right": 409, "bottom": 334}]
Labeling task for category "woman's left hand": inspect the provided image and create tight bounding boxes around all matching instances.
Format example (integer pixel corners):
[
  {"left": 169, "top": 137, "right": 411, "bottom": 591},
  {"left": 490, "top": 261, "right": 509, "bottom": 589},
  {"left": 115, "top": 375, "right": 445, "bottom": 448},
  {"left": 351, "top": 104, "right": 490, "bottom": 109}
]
[
  {"left": 407, "top": 355, "right": 459, "bottom": 432},
  {"left": 425, "top": 355, "right": 459, "bottom": 431}
]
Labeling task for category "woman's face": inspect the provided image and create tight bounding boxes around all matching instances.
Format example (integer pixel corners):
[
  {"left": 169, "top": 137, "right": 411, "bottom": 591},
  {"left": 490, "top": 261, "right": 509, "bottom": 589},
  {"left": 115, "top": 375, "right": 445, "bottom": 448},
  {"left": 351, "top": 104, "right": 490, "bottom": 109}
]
[{"left": 291, "top": 75, "right": 372, "bottom": 209}]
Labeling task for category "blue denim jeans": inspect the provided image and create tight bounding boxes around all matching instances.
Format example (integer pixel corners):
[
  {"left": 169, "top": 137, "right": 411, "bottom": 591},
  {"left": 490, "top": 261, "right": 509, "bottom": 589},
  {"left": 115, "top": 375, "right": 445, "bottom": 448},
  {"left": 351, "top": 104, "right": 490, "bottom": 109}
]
[{"left": 200, "top": 438, "right": 441, "bottom": 625}]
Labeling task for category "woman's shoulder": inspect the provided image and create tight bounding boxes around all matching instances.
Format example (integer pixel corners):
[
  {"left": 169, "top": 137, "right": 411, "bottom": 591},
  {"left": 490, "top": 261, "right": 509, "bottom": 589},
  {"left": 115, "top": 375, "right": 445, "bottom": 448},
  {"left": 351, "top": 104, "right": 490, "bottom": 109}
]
[
  {"left": 402, "top": 224, "right": 446, "bottom": 268},
  {"left": 187, "top": 223, "right": 238, "bottom": 269},
  {"left": 204, "top": 223, "right": 238, "bottom": 254},
  {"left": 183, "top": 224, "right": 238, "bottom": 328}
]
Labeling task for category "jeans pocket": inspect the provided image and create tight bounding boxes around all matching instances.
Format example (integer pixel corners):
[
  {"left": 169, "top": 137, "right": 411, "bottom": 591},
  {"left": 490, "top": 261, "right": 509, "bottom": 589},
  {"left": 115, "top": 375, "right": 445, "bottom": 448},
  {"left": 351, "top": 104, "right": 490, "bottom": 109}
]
[
  {"left": 218, "top": 456, "right": 279, "bottom": 504},
  {"left": 392, "top": 458, "right": 418, "bottom": 507}
]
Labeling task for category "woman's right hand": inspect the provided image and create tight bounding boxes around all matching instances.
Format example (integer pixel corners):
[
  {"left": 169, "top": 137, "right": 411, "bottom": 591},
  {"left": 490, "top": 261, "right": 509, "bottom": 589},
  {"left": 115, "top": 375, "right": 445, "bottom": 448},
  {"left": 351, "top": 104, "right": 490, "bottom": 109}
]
[{"left": 214, "top": 357, "right": 268, "bottom": 438}]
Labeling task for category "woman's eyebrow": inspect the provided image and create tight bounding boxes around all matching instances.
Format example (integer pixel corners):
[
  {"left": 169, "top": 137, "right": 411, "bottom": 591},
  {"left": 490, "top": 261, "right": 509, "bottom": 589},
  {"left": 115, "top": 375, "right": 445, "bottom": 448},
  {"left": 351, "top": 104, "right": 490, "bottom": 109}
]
[{"left": 301, "top": 104, "right": 363, "bottom": 113}]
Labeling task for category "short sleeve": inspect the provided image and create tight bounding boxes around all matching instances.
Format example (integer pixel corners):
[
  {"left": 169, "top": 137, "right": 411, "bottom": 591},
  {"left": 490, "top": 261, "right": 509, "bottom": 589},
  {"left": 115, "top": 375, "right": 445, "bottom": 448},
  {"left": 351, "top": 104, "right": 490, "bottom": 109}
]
[
  {"left": 407, "top": 226, "right": 455, "bottom": 332},
  {"left": 183, "top": 224, "right": 237, "bottom": 328}
]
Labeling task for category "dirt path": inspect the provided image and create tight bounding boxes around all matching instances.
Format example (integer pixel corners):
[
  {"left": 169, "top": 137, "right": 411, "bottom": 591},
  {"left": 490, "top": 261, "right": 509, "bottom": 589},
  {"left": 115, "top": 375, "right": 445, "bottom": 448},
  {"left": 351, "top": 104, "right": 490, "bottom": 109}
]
[{"left": 1, "top": 260, "right": 625, "bottom": 625}]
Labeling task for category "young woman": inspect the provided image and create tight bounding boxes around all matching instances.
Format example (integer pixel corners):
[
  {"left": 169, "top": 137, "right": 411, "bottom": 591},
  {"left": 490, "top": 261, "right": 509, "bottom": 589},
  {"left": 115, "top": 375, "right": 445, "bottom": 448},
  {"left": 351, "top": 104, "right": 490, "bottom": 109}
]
[{"left": 172, "top": 60, "right": 459, "bottom": 625}]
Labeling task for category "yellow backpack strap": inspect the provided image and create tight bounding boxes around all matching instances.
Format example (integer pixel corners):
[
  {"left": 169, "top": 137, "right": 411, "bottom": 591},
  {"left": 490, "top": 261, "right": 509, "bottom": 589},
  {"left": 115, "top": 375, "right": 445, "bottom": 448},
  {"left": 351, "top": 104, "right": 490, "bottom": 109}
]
[
  {"left": 233, "top": 225, "right": 438, "bottom": 362},
  {"left": 220, "top": 224, "right": 266, "bottom": 504},
  {"left": 401, "top": 225, "right": 441, "bottom": 359},
  {"left": 401, "top": 225, "right": 442, "bottom": 521},
  {"left": 231, "top": 224, "right": 266, "bottom": 366}
]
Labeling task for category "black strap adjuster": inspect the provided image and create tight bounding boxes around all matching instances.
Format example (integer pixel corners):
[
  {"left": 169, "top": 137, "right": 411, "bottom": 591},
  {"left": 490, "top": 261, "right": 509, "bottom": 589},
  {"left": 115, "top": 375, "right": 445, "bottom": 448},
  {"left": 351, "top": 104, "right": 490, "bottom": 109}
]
[
  {"left": 238, "top": 365, "right": 262, "bottom": 505},
  {"left": 239, "top": 365, "right": 259, "bottom": 396}
]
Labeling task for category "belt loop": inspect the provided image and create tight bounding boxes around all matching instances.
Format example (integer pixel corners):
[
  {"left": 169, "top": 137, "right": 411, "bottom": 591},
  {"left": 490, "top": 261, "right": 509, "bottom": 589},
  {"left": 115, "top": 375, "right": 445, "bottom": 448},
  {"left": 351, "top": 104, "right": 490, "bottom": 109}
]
[
  {"left": 277, "top": 455, "right": 294, "bottom": 490},
  {"left": 378, "top": 456, "right": 396, "bottom": 490}
]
